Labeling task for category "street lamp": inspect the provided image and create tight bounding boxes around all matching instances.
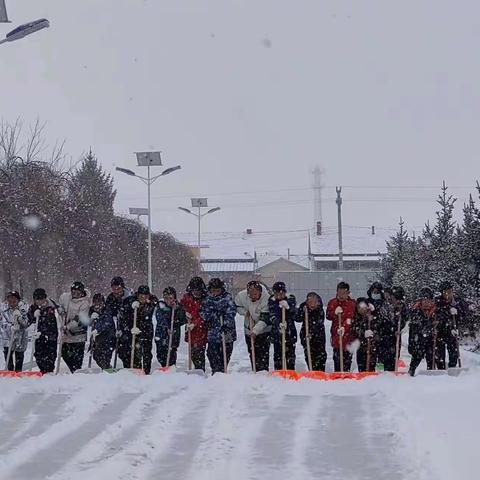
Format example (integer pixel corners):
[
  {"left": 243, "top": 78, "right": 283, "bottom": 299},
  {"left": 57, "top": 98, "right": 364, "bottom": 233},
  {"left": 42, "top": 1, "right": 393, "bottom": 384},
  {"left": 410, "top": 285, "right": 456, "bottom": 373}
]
[
  {"left": 178, "top": 198, "right": 221, "bottom": 254},
  {"left": 0, "top": 18, "right": 50, "bottom": 45},
  {"left": 116, "top": 152, "right": 181, "bottom": 291}
]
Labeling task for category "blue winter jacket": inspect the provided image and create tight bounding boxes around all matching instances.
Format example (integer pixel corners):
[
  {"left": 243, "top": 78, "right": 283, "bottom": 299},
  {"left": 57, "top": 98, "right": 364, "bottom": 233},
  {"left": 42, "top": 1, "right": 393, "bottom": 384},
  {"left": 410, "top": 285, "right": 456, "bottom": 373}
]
[
  {"left": 90, "top": 306, "right": 116, "bottom": 339},
  {"left": 201, "top": 291, "right": 237, "bottom": 344},
  {"left": 269, "top": 294, "right": 298, "bottom": 344}
]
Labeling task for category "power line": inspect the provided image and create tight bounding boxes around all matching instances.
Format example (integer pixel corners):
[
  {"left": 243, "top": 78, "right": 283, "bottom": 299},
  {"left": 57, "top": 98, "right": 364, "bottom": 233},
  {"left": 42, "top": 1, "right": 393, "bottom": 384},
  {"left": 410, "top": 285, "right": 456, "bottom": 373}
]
[{"left": 116, "top": 184, "right": 479, "bottom": 201}]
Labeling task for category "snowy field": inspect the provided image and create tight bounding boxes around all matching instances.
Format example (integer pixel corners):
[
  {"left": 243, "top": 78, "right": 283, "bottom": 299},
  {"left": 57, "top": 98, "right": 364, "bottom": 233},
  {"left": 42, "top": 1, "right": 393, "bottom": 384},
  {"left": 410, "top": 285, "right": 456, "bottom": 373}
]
[{"left": 0, "top": 317, "right": 479, "bottom": 480}]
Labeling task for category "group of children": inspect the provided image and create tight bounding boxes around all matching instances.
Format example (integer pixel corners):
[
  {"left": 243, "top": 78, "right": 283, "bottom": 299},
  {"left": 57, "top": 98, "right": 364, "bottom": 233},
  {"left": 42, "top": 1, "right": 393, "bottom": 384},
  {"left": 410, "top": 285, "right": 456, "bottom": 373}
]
[{"left": 0, "top": 276, "right": 465, "bottom": 376}]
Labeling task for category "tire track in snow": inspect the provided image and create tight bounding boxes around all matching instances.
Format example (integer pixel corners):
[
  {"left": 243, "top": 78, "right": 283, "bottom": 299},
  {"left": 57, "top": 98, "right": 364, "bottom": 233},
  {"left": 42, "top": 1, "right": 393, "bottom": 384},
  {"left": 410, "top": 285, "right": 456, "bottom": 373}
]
[
  {"left": 0, "top": 394, "right": 69, "bottom": 453},
  {"left": 189, "top": 385, "right": 284, "bottom": 480},
  {"left": 252, "top": 394, "right": 311, "bottom": 479},
  {"left": 189, "top": 386, "right": 242, "bottom": 479},
  {"left": 77, "top": 389, "right": 187, "bottom": 471},
  {"left": 145, "top": 387, "right": 216, "bottom": 480},
  {"left": 305, "top": 393, "right": 404, "bottom": 480},
  {"left": 0, "top": 393, "right": 46, "bottom": 449},
  {"left": 76, "top": 379, "right": 210, "bottom": 480},
  {"left": 10, "top": 393, "right": 137, "bottom": 480}
]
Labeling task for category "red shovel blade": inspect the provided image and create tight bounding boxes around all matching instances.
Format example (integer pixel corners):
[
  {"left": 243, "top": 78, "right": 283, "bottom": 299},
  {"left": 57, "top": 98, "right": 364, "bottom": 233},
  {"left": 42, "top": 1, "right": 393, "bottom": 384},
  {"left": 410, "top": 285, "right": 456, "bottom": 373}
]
[
  {"left": 271, "top": 370, "right": 300, "bottom": 380},
  {"left": 397, "top": 359, "right": 407, "bottom": 368},
  {"left": 0, "top": 370, "right": 43, "bottom": 378}
]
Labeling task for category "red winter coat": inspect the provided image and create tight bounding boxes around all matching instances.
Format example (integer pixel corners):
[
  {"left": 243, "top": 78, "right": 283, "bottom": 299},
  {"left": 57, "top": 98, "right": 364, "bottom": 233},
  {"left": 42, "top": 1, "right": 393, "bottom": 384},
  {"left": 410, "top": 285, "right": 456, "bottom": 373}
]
[
  {"left": 326, "top": 297, "right": 357, "bottom": 350},
  {"left": 180, "top": 293, "right": 208, "bottom": 346}
]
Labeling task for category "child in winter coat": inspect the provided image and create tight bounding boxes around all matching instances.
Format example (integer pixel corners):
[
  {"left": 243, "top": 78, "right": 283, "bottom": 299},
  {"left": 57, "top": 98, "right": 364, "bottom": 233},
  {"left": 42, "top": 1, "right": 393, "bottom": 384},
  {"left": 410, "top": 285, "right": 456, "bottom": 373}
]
[
  {"left": 0, "top": 291, "right": 29, "bottom": 372},
  {"left": 268, "top": 281, "right": 298, "bottom": 371},
  {"left": 119, "top": 285, "right": 159, "bottom": 374},
  {"left": 352, "top": 298, "right": 378, "bottom": 372},
  {"left": 201, "top": 278, "right": 237, "bottom": 374},
  {"left": 58, "top": 281, "right": 91, "bottom": 373},
  {"left": 27, "top": 288, "right": 59, "bottom": 374},
  {"left": 296, "top": 292, "right": 326, "bottom": 371},
  {"left": 235, "top": 281, "right": 272, "bottom": 372},
  {"left": 180, "top": 277, "right": 208, "bottom": 371},
  {"left": 89, "top": 294, "right": 116, "bottom": 370},
  {"left": 326, "top": 282, "right": 356, "bottom": 372},
  {"left": 155, "top": 287, "right": 187, "bottom": 368},
  {"left": 377, "top": 286, "right": 408, "bottom": 371}
]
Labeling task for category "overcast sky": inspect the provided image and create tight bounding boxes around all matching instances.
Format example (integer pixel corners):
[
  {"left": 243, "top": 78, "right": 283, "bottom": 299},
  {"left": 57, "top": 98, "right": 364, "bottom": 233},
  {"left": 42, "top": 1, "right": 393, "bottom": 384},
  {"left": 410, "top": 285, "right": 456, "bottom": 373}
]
[{"left": 1, "top": 0, "right": 479, "bottom": 238}]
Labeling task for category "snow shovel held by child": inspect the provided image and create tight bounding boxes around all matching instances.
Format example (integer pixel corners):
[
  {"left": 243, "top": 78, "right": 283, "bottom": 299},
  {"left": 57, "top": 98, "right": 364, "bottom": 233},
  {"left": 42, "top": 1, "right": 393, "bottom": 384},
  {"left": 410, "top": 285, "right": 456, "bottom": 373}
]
[
  {"left": 247, "top": 312, "right": 257, "bottom": 373},
  {"left": 76, "top": 324, "right": 102, "bottom": 374},
  {"left": 304, "top": 306, "right": 313, "bottom": 371},
  {"left": 130, "top": 302, "right": 140, "bottom": 370},
  {"left": 159, "top": 307, "right": 176, "bottom": 372},
  {"left": 448, "top": 311, "right": 469, "bottom": 376}
]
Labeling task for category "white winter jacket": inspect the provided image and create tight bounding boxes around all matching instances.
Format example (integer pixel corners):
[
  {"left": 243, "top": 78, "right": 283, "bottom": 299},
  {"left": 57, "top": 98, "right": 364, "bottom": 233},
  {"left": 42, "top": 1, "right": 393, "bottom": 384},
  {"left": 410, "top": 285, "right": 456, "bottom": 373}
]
[
  {"left": 58, "top": 290, "right": 91, "bottom": 344},
  {"left": 235, "top": 286, "right": 271, "bottom": 336},
  {"left": 0, "top": 301, "right": 30, "bottom": 352}
]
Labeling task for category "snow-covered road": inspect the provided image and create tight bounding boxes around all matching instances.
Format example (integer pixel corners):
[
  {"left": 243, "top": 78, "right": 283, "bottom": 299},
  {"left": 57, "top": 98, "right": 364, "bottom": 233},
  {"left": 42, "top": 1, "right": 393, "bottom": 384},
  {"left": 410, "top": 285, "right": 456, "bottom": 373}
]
[{"left": 0, "top": 320, "right": 479, "bottom": 480}]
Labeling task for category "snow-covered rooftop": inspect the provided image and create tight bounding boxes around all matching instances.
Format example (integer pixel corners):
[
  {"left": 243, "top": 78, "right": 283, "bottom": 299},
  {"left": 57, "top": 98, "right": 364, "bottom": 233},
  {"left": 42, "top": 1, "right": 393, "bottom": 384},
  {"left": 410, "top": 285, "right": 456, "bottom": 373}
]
[{"left": 173, "top": 226, "right": 392, "bottom": 269}]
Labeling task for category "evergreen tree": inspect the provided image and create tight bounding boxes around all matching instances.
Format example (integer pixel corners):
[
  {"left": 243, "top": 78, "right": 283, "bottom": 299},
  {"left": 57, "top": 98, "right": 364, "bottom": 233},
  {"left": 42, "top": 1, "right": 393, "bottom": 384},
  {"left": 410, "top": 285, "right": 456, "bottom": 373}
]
[{"left": 429, "top": 181, "right": 461, "bottom": 291}]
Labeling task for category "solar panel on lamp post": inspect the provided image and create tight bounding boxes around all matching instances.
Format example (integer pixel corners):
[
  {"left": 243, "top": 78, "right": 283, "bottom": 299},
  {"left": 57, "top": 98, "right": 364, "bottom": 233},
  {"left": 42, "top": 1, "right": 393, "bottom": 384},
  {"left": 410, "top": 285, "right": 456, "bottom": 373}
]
[
  {"left": 116, "top": 152, "right": 181, "bottom": 291},
  {"left": 178, "top": 198, "right": 221, "bottom": 255}
]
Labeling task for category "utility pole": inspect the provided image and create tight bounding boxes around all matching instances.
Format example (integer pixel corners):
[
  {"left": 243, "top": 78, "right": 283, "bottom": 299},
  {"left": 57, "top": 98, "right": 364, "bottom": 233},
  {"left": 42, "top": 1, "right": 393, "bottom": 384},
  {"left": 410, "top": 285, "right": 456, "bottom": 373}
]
[
  {"left": 312, "top": 166, "right": 324, "bottom": 234},
  {"left": 336, "top": 186, "right": 344, "bottom": 270}
]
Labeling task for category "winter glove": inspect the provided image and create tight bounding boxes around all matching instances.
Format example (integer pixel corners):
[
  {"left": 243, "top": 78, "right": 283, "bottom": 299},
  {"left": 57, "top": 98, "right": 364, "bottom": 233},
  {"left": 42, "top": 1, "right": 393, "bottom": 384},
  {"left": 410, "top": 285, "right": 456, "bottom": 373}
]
[
  {"left": 279, "top": 300, "right": 290, "bottom": 310},
  {"left": 68, "top": 320, "right": 79, "bottom": 331},
  {"left": 365, "top": 329, "right": 374, "bottom": 338},
  {"left": 450, "top": 307, "right": 458, "bottom": 316},
  {"left": 337, "top": 326, "right": 345, "bottom": 336},
  {"left": 451, "top": 329, "right": 459, "bottom": 338},
  {"left": 91, "top": 329, "right": 98, "bottom": 339},
  {"left": 131, "top": 327, "right": 141, "bottom": 335},
  {"left": 279, "top": 322, "right": 287, "bottom": 333},
  {"left": 132, "top": 301, "right": 140, "bottom": 310},
  {"left": 335, "top": 306, "right": 343, "bottom": 315}
]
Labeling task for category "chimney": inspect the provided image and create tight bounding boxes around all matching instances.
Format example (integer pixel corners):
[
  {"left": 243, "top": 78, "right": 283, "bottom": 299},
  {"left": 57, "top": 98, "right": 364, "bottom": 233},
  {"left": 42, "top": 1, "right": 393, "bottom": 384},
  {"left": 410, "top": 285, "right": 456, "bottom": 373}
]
[
  {"left": 246, "top": 228, "right": 253, "bottom": 235},
  {"left": 316, "top": 221, "right": 322, "bottom": 236},
  {"left": 371, "top": 225, "right": 375, "bottom": 235}
]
